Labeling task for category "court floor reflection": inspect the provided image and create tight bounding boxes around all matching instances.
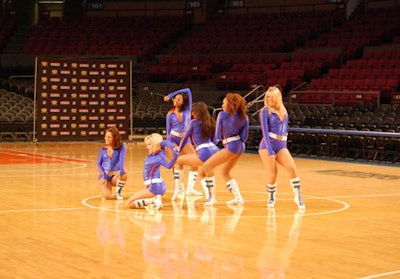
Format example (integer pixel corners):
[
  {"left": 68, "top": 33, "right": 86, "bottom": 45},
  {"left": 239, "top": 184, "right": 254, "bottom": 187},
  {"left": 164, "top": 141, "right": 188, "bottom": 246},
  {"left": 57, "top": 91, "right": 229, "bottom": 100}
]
[
  {"left": 118, "top": 195, "right": 306, "bottom": 278},
  {"left": 257, "top": 208, "right": 304, "bottom": 278},
  {"left": 97, "top": 201, "right": 127, "bottom": 265}
]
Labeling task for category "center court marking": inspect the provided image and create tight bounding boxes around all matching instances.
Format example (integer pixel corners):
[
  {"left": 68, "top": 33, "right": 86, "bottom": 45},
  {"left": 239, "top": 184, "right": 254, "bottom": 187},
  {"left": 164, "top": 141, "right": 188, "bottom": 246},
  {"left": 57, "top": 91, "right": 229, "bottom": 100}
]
[
  {"left": 81, "top": 192, "right": 351, "bottom": 218},
  {"left": 5, "top": 193, "right": 400, "bottom": 215}
]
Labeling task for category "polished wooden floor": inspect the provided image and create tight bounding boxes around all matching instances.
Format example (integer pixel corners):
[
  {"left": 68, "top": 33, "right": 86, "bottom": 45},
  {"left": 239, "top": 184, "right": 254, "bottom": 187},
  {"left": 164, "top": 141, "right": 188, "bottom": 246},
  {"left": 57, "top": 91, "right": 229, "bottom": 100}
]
[{"left": 1, "top": 141, "right": 400, "bottom": 279}]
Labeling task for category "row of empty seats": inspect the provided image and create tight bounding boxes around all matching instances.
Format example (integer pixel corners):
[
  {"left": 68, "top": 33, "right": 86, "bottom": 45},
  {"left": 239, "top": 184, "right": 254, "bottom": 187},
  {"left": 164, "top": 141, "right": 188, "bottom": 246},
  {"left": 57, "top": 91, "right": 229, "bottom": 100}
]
[
  {"left": 304, "top": 7, "right": 399, "bottom": 59},
  {"left": 2, "top": 6, "right": 400, "bottom": 104},
  {"left": 285, "top": 128, "right": 400, "bottom": 162},
  {"left": 2, "top": 86, "right": 399, "bottom": 163},
  {"left": 300, "top": 48, "right": 400, "bottom": 104},
  {"left": 145, "top": 6, "right": 399, "bottom": 95},
  {"left": 246, "top": 103, "right": 400, "bottom": 162},
  {"left": 0, "top": 90, "right": 34, "bottom": 141},
  {"left": 307, "top": 76, "right": 398, "bottom": 92},
  {"left": 285, "top": 103, "right": 400, "bottom": 132},
  {"left": 21, "top": 16, "right": 192, "bottom": 61}
]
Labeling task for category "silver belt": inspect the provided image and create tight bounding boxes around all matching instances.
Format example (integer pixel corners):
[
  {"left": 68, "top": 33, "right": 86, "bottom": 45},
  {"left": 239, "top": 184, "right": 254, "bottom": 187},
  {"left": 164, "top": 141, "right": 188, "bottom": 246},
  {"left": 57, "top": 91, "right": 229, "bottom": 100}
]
[
  {"left": 196, "top": 142, "right": 216, "bottom": 150},
  {"left": 170, "top": 130, "right": 183, "bottom": 137},
  {"left": 268, "top": 132, "right": 287, "bottom": 141},
  {"left": 144, "top": 178, "right": 163, "bottom": 185},
  {"left": 222, "top": 135, "right": 240, "bottom": 144}
]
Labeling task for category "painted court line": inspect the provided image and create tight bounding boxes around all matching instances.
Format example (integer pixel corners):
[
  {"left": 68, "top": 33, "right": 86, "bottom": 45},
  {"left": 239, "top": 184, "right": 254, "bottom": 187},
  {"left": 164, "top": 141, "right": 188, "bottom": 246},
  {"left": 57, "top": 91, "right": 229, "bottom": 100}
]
[
  {"left": 358, "top": 270, "right": 400, "bottom": 279},
  {"left": 0, "top": 149, "right": 90, "bottom": 165}
]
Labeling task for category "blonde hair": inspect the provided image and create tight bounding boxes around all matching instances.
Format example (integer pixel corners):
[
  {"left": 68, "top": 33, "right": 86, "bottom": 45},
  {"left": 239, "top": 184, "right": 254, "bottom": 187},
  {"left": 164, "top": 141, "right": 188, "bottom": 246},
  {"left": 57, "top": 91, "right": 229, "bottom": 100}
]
[
  {"left": 264, "top": 85, "right": 287, "bottom": 117},
  {"left": 144, "top": 133, "right": 163, "bottom": 150}
]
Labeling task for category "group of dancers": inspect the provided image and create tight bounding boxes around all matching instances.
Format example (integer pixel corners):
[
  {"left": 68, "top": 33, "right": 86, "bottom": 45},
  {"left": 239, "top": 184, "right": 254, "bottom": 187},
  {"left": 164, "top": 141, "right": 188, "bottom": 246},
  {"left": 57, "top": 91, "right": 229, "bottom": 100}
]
[{"left": 97, "top": 85, "right": 305, "bottom": 210}]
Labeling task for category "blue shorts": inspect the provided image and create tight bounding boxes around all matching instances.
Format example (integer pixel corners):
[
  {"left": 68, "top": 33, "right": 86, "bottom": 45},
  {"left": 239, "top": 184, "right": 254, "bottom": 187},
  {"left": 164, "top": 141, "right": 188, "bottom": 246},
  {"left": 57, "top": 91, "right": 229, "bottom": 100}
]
[
  {"left": 167, "top": 135, "right": 192, "bottom": 146},
  {"left": 224, "top": 140, "right": 246, "bottom": 155},
  {"left": 147, "top": 182, "right": 167, "bottom": 195},
  {"left": 198, "top": 145, "right": 220, "bottom": 162},
  {"left": 259, "top": 138, "right": 287, "bottom": 155}
]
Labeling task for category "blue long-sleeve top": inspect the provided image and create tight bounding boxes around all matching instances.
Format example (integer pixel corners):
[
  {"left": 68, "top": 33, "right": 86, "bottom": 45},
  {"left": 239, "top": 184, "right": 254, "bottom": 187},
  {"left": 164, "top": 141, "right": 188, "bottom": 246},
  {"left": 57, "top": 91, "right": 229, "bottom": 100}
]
[
  {"left": 259, "top": 108, "right": 289, "bottom": 152},
  {"left": 165, "top": 88, "right": 193, "bottom": 136},
  {"left": 143, "top": 140, "right": 179, "bottom": 181},
  {"left": 179, "top": 118, "right": 217, "bottom": 149},
  {"left": 215, "top": 111, "right": 249, "bottom": 143},
  {"left": 97, "top": 143, "right": 127, "bottom": 180}
]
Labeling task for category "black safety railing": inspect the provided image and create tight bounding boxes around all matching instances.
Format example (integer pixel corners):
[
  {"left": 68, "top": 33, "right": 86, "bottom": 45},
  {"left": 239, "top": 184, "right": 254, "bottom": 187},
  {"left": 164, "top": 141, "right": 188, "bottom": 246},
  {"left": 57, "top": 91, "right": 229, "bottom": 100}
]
[{"left": 247, "top": 126, "right": 400, "bottom": 164}]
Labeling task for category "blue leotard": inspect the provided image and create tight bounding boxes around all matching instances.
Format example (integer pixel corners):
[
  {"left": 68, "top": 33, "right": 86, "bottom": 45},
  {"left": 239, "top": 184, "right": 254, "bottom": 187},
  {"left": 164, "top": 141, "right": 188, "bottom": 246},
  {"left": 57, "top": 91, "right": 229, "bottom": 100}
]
[
  {"left": 258, "top": 108, "right": 288, "bottom": 155},
  {"left": 143, "top": 140, "right": 179, "bottom": 195},
  {"left": 165, "top": 88, "right": 192, "bottom": 146},
  {"left": 179, "top": 119, "right": 219, "bottom": 162},
  {"left": 97, "top": 143, "right": 127, "bottom": 181},
  {"left": 215, "top": 111, "right": 249, "bottom": 155}
]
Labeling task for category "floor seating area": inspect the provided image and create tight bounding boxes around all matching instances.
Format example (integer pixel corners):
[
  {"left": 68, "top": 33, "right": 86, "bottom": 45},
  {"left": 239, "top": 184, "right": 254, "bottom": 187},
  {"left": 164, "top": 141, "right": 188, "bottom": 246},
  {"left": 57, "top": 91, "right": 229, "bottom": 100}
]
[
  {"left": 0, "top": 89, "right": 34, "bottom": 141},
  {"left": 246, "top": 103, "right": 400, "bottom": 163},
  {"left": 1, "top": 81, "right": 399, "bottom": 163}
]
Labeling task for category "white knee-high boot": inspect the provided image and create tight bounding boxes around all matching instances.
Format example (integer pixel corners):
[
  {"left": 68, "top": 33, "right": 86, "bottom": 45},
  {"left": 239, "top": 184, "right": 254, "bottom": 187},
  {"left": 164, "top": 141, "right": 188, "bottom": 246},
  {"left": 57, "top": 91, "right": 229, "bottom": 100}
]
[
  {"left": 226, "top": 178, "right": 244, "bottom": 205},
  {"left": 200, "top": 178, "right": 209, "bottom": 199},
  {"left": 116, "top": 179, "right": 126, "bottom": 200},
  {"left": 171, "top": 169, "right": 185, "bottom": 201},
  {"left": 186, "top": 171, "right": 202, "bottom": 196},
  {"left": 290, "top": 177, "right": 305, "bottom": 209},
  {"left": 204, "top": 176, "right": 217, "bottom": 206},
  {"left": 134, "top": 198, "right": 155, "bottom": 208},
  {"left": 266, "top": 183, "right": 277, "bottom": 207}
]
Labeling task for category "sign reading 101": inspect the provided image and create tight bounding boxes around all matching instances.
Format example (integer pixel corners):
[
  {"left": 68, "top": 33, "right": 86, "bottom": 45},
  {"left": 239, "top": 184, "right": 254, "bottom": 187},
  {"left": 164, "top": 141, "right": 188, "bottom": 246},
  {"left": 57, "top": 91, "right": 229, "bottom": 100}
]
[{"left": 186, "top": 0, "right": 202, "bottom": 9}]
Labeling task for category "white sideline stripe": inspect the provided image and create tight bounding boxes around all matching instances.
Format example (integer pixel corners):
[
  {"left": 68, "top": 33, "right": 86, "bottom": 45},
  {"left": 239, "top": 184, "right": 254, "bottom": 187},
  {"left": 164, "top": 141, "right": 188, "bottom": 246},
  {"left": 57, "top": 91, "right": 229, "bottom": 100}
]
[{"left": 358, "top": 270, "right": 400, "bottom": 279}]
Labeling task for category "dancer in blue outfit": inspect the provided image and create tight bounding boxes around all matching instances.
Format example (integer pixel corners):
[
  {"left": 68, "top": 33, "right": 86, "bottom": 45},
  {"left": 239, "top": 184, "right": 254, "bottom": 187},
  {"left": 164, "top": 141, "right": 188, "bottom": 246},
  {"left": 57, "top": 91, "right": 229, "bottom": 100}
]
[
  {"left": 258, "top": 85, "right": 305, "bottom": 209},
  {"left": 176, "top": 102, "right": 220, "bottom": 199},
  {"left": 97, "top": 127, "right": 127, "bottom": 200},
  {"left": 164, "top": 88, "right": 202, "bottom": 200},
  {"left": 202, "top": 93, "right": 249, "bottom": 206},
  {"left": 126, "top": 133, "right": 179, "bottom": 210}
]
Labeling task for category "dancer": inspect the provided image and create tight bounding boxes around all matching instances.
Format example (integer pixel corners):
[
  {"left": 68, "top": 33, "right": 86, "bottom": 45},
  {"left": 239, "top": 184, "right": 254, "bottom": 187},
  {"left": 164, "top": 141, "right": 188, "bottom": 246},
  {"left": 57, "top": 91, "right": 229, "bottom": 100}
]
[
  {"left": 97, "top": 127, "right": 127, "bottom": 200},
  {"left": 164, "top": 88, "right": 202, "bottom": 200},
  {"left": 126, "top": 133, "right": 179, "bottom": 210},
  {"left": 258, "top": 85, "right": 305, "bottom": 209},
  {"left": 202, "top": 93, "right": 249, "bottom": 206},
  {"left": 176, "top": 102, "right": 220, "bottom": 199}
]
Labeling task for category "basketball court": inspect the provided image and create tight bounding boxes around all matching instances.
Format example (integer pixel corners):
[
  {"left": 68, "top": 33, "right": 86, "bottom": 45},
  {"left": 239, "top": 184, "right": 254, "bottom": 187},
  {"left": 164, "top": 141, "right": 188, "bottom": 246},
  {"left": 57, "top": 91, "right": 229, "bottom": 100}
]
[{"left": 1, "top": 141, "right": 399, "bottom": 278}]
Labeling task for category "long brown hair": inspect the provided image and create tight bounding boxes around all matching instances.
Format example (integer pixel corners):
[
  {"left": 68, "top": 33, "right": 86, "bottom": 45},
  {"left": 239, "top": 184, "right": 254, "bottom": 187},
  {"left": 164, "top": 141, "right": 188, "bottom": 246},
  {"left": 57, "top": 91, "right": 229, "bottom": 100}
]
[
  {"left": 106, "top": 127, "right": 123, "bottom": 150},
  {"left": 225, "top": 93, "right": 247, "bottom": 119},
  {"left": 192, "top": 102, "right": 215, "bottom": 139}
]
